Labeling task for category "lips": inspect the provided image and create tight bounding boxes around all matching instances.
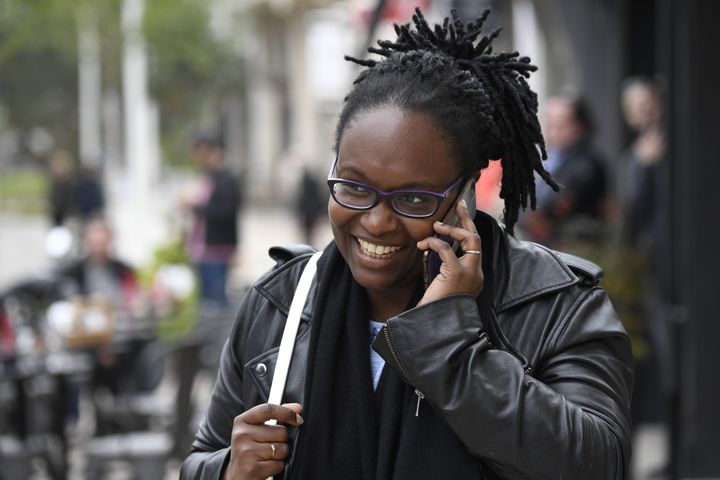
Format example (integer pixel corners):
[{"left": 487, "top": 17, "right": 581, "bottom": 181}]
[{"left": 356, "top": 237, "right": 402, "bottom": 259}]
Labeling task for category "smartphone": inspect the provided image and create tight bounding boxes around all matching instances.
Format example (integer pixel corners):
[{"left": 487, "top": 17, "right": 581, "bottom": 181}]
[{"left": 423, "top": 178, "right": 477, "bottom": 289}]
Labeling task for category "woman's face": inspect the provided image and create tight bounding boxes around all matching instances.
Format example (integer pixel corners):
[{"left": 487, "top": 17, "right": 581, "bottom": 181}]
[
  {"left": 622, "top": 84, "right": 660, "bottom": 131},
  {"left": 329, "top": 105, "right": 462, "bottom": 296}
]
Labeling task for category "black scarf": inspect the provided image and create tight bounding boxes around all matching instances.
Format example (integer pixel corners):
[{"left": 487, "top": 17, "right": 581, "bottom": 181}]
[{"left": 289, "top": 244, "right": 490, "bottom": 480}]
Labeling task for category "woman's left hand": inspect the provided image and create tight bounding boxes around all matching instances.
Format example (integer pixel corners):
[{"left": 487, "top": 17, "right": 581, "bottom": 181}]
[{"left": 416, "top": 199, "right": 484, "bottom": 306}]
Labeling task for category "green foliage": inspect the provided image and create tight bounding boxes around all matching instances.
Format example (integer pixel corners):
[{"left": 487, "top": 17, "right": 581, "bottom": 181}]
[
  {"left": 0, "top": 1, "right": 121, "bottom": 152},
  {"left": 560, "top": 240, "right": 651, "bottom": 361},
  {"left": 0, "top": 0, "right": 243, "bottom": 167},
  {"left": 0, "top": 167, "right": 48, "bottom": 214},
  {"left": 153, "top": 287, "right": 198, "bottom": 339},
  {"left": 0, "top": 0, "right": 80, "bottom": 62},
  {"left": 144, "top": 0, "right": 244, "bottom": 147},
  {"left": 138, "top": 238, "right": 200, "bottom": 339}
]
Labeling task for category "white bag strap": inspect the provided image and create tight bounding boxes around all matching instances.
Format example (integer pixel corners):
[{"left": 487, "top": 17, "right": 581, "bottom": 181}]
[{"left": 266, "top": 250, "right": 322, "bottom": 416}]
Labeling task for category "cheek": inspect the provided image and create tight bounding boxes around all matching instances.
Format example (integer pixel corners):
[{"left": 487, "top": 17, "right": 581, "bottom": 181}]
[
  {"left": 405, "top": 220, "right": 436, "bottom": 243},
  {"left": 328, "top": 200, "right": 344, "bottom": 228},
  {"left": 328, "top": 200, "right": 355, "bottom": 239},
  {"left": 408, "top": 201, "right": 454, "bottom": 241}
]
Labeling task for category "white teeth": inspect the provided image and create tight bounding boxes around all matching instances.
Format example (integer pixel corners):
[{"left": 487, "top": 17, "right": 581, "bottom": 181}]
[{"left": 357, "top": 238, "right": 401, "bottom": 258}]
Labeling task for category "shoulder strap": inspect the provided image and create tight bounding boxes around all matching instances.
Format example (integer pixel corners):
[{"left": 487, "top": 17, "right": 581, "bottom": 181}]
[{"left": 266, "top": 250, "right": 323, "bottom": 410}]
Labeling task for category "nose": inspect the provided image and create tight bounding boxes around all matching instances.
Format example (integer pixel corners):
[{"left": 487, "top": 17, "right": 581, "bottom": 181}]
[{"left": 360, "top": 199, "right": 399, "bottom": 235}]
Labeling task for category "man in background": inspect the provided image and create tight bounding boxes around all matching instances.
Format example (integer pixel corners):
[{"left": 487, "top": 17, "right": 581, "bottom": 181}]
[
  {"left": 522, "top": 95, "right": 608, "bottom": 247},
  {"left": 182, "top": 135, "right": 241, "bottom": 308},
  {"left": 59, "top": 217, "right": 138, "bottom": 309}
]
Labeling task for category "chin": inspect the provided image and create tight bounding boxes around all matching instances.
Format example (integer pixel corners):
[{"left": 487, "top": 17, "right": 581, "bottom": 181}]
[{"left": 350, "top": 254, "right": 423, "bottom": 295}]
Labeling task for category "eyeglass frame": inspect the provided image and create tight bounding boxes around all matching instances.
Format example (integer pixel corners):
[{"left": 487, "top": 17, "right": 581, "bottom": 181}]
[{"left": 326, "top": 154, "right": 466, "bottom": 218}]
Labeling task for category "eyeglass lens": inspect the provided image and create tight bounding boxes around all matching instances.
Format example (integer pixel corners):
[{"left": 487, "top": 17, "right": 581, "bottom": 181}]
[{"left": 331, "top": 182, "right": 439, "bottom": 217}]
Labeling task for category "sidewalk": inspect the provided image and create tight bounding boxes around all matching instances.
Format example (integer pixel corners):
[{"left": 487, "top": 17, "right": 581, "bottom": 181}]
[{"left": 0, "top": 213, "right": 51, "bottom": 290}]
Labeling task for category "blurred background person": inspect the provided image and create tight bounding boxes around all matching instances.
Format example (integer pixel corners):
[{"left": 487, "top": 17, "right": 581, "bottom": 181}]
[
  {"left": 521, "top": 95, "right": 608, "bottom": 248},
  {"left": 295, "top": 165, "right": 326, "bottom": 246},
  {"left": 59, "top": 217, "right": 138, "bottom": 310},
  {"left": 72, "top": 166, "right": 105, "bottom": 224},
  {"left": 46, "top": 149, "right": 75, "bottom": 228},
  {"left": 621, "top": 77, "right": 664, "bottom": 254},
  {"left": 181, "top": 134, "right": 242, "bottom": 309},
  {"left": 56, "top": 217, "right": 142, "bottom": 428},
  {"left": 620, "top": 76, "right": 670, "bottom": 440}
]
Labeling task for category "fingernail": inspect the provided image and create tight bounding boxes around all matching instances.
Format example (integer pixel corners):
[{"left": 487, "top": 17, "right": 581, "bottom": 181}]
[
  {"left": 460, "top": 199, "right": 468, "bottom": 209},
  {"left": 435, "top": 221, "right": 443, "bottom": 226},
  {"left": 296, "top": 414, "right": 304, "bottom": 425}
]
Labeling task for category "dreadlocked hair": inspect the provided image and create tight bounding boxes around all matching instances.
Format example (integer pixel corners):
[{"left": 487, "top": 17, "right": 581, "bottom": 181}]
[{"left": 335, "top": 7, "right": 559, "bottom": 233}]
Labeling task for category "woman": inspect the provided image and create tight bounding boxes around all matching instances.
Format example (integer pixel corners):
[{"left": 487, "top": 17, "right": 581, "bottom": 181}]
[{"left": 181, "top": 9, "right": 632, "bottom": 480}]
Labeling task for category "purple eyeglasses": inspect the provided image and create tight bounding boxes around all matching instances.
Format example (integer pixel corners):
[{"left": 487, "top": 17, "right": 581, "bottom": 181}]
[{"left": 326, "top": 155, "right": 465, "bottom": 218}]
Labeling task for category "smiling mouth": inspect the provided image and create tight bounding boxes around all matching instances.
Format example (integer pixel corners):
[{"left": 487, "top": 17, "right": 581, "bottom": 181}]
[{"left": 356, "top": 237, "right": 402, "bottom": 259}]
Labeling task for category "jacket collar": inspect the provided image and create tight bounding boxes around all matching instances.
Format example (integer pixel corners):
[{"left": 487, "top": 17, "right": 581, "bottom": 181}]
[
  {"left": 477, "top": 210, "right": 579, "bottom": 312},
  {"left": 255, "top": 255, "right": 319, "bottom": 322},
  {"left": 256, "top": 211, "right": 579, "bottom": 318}
]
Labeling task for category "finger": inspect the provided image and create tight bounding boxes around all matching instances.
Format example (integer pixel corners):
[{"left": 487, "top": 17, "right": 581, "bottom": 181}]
[
  {"left": 432, "top": 221, "right": 482, "bottom": 253},
  {"left": 239, "top": 403, "right": 304, "bottom": 426},
  {"left": 262, "top": 441, "right": 290, "bottom": 461},
  {"left": 281, "top": 403, "right": 303, "bottom": 415},
  {"left": 457, "top": 199, "right": 477, "bottom": 232},
  {"left": 422, "top": 236, "right": 461, "bottom": 268},
  {"left": 416, "top": 221, "right": 450, "bottom": 251},
  {"left": 248, "top": 460, "right": 286, "bottom": 479},
  {"left": 232, "top": 422, "right": 289, "bottom": 444}
]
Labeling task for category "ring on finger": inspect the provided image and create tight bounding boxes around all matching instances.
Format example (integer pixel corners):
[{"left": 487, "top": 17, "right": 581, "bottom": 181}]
[
  {"left": 270, "top": 443, "right": 277, "bottom": 459},
  {"left": 464, "top": 250, "right": 481, "bottom": 255}
]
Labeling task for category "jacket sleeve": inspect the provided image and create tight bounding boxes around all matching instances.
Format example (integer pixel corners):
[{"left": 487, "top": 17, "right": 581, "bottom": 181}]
[
  {"left": 180, "top": 294, "right": 260, "bottom": 479},
  {"left": 373, "top": 290, "right": 633, "bottom": 480}
]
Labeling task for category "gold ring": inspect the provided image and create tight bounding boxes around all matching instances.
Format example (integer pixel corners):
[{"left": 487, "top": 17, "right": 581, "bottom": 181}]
[
  {"left": 270, "top": 443, "right": 277, "bottom": 459},
  {"left": 464, "top": 250, "right": 481, "bottom": 255}
]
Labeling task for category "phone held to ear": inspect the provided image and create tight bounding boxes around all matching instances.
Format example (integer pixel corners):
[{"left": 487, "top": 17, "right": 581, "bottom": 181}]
[{"left": 423, "top": 178, "right": 477, "bottom": 289}]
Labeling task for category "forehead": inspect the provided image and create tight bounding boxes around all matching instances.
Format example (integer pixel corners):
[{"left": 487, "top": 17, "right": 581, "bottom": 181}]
[
  {"left": 337, "top": 106, "right": 460, "bottom": 188},
  {"left": 624, "top": 86, "right": 656, "bottom": 109},
  {"left": 546, "top": 99, "right": 574, "bottom": 122}
]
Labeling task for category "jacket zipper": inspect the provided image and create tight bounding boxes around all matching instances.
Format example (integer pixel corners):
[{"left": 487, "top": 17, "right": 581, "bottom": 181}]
[
  {"left": 414, "top": 389, "right": 425, "bottom": 416},
  {"left": 382, "top": 325, "right": 411, "bottom": 382},
  {"left": 383, "top": 326, "right": 425, "bottom": 417}
]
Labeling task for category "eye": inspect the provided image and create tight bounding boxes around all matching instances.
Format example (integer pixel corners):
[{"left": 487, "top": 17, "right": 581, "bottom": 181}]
[
  {"left": 346, "top": 183, "right": 370, "bottom": 194},
  {"left": 335, "top": 182, "right": 373, "bottom": 199},
  {"left": 394, "top": 193, "right": 437, "bottom": 215},
  {"left": 397, "top": 193, "right": 432, "bottom": 205}
]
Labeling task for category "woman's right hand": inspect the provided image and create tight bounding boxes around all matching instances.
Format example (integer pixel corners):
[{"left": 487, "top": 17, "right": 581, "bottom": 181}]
[{"left": 223, "top": 403, "right": 304, "bottom": 480}]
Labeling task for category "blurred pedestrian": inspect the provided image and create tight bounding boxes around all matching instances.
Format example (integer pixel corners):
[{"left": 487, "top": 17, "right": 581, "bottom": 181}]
[
  {"left": 296, "top": 166, "right": 326, "bottom": 245},
  {"left": 59, "top": 216, "right": 139, "bottom": 313},
  {"left": 621, "top": 77, "right": 664, "bottom": 252},
  {"left": 521, "top": 95, "right": 608, "bottom": 247},
  {"left": 182, "top": 134, "right": 241, "bottom": 308},
  {"left": 47, "top": 149, "right": 75, "bottom": 227},
  {"left": 57, "top": 217, "right": 141, "bottom": 420},
  {"left": 73, "top": 166, "right": 105, "bottom": 222},
  {"left": 620, "top": 76, "right": 670, "bottom": 430}
]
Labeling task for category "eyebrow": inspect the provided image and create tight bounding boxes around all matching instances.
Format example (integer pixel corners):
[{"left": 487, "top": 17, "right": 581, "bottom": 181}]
[{"left": 336, "top": 163, "right": 440, "bottom": 191}]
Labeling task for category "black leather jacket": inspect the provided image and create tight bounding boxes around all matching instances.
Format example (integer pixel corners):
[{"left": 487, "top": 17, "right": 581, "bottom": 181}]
[{"left": 181, "top": 220, "right": 633, "bottom": 479}]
